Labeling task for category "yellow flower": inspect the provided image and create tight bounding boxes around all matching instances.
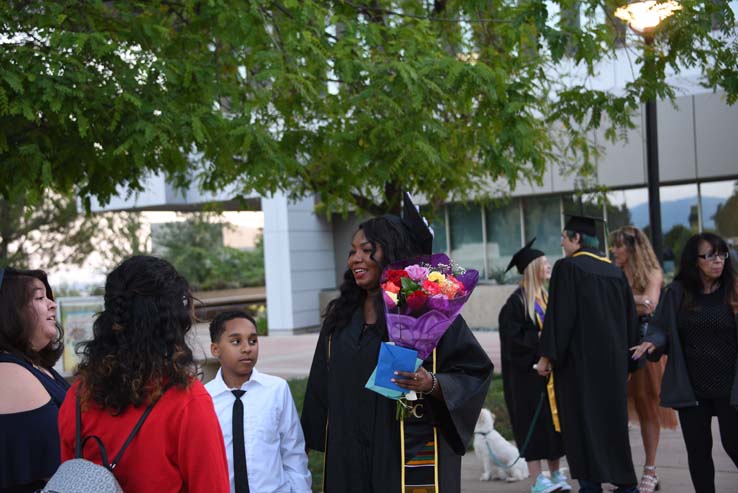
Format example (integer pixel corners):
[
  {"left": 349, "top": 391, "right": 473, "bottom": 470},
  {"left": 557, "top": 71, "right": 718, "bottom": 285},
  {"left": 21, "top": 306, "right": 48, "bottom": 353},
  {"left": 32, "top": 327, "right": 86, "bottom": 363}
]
[
  {"left": 428, "top": 271, "right": 446, "bottom": 283},
  {"left": 385, "top": 291, "right": 398, "bottom": 304}
]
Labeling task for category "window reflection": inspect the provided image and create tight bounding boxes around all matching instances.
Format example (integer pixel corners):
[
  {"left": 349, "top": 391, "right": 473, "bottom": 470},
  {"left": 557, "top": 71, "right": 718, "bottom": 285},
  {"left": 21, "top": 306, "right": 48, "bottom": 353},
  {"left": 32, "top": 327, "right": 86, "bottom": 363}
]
[
  {"left": 485, "top": 199, "right": 522, "bottom": 282},
  {"left": 659, "top": 183, "right": 700, "bottom": 271},
  {"left": 523, "top": 195, "right": 563, "bottom": 264},
  {"left": 424, "top": 206, "right": 448, "bottom": 254},
  {"left": 448, "top": 204, "right": 485, "bottom": 277},
  {"left": 701, "top": 180, "right": 738, "bottom": 244}
]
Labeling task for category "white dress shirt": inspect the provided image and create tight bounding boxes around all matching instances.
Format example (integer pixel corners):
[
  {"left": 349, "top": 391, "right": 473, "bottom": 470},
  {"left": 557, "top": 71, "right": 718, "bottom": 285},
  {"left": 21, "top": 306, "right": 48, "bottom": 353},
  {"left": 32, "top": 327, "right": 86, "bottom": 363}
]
[{"left": 205, "top": 368, "right": 312, "bottom": 493}]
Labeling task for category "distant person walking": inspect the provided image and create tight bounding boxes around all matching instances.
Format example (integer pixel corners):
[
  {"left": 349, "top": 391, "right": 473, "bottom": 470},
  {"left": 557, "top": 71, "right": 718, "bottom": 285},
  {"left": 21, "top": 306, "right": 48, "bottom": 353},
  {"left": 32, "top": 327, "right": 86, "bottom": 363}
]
[
  {"left": 610, "top": 225, "right": 678, "bottom": 493},
  {"left": 499, "top": 239, "right": 571, "bottom": 493},
  {"left": 633, "top": 232, "right": 738, "bottom": 493},
  {"left": 537, "top": 216, "right": 640, "bottom": 493}
]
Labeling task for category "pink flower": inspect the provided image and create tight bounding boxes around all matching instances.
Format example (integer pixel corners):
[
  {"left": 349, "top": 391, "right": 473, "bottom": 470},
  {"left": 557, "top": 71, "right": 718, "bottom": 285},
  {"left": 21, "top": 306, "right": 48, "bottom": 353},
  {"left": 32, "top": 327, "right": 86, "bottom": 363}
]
[
  {"left": 421, "top": 279, "right": 441, "bottom": 296},
  {"left": 404, "top": 265, "right": 430, "bottom": 282}
]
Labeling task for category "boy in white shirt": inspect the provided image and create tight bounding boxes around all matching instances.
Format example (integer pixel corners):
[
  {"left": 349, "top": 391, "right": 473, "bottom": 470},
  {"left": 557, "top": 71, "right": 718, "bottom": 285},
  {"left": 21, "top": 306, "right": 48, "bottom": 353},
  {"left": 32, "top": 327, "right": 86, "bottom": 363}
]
[{"left": 205, "top": 311, "right": 311, "bottom": 493}]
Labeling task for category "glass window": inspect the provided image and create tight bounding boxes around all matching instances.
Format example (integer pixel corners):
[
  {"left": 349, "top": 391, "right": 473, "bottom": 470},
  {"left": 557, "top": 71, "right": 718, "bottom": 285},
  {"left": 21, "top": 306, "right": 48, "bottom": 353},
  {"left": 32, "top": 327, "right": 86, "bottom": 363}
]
[
  {"left": 423, "top": 206, "right": 448, "bottom": 254},
  {"left": 562, "top": 193, "right": 607, "bottom": 250},
  {"left": 448, "top": 204, "right": 485, "bottom": 277},
  {"left": 660, "top": 183, "right": 700, "bottom": 272},
  {"left": 485, "top": 199, "right": 522, "bottom": 282},
  {"left": 700, "top": 180, "right": 738, "bottom": 243},
  {"left": 523, "top": 195, "right": 563, "bottom": 264},
  {"left": 606, "top": 188, "right": 649, "bottom": 231}
]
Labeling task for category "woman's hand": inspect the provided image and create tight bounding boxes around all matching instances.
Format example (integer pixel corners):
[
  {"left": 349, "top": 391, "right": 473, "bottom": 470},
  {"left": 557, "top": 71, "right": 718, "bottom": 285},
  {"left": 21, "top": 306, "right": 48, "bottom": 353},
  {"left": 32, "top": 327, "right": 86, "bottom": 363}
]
[
  {"left": 393, "top": 366, "right": 434, "bottom": 394},
  {"left": 630, "top": 341, "right": 655, "bottom": 360}
]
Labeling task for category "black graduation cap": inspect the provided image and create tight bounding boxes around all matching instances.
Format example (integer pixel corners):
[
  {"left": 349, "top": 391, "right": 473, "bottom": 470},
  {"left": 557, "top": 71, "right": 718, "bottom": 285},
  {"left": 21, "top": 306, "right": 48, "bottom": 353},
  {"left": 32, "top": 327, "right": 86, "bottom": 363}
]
[
  {"left": 564, "top": 214, "right": 601, "bottom": 238},
  {"left": 506, "top": 238, "right": 545, "bottom": 274},
  {"left": 401, "top": 192, "right": 434, "bottom": 255}
]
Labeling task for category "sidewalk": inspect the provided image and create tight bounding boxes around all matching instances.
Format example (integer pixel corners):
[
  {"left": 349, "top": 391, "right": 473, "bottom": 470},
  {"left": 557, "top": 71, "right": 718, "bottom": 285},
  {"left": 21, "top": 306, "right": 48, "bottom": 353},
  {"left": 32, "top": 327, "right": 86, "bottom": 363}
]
[{"left": 243, "top": 330, "right": 737, "bottom": 492}]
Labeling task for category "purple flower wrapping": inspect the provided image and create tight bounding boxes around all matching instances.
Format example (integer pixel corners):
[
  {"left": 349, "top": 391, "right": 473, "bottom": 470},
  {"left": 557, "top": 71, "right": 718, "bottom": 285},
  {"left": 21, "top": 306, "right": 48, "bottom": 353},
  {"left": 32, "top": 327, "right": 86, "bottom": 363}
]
[{"left": 382, "top": 253, "right": 479, "bottom": 360}]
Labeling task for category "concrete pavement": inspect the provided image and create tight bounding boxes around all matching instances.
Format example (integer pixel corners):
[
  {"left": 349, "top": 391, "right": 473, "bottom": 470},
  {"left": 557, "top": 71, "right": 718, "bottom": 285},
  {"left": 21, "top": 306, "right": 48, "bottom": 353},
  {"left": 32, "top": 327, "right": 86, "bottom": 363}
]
[{"left": 200, "top": 329, "right": 737, "bottom": 492}]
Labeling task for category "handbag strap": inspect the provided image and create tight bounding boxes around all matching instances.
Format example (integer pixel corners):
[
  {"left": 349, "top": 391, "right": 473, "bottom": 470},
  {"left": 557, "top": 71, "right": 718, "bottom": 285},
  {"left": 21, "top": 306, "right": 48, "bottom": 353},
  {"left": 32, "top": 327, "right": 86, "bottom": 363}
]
[{"left": 75, "top": 384, "right": 173, "bottom": 468}]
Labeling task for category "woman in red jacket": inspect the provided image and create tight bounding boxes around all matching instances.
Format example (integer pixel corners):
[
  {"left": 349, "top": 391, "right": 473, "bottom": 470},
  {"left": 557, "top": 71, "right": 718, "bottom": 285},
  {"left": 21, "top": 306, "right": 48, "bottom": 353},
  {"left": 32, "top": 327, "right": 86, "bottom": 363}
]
[{"left": 57, "top": 255, "right": 230, "bottom": 493}]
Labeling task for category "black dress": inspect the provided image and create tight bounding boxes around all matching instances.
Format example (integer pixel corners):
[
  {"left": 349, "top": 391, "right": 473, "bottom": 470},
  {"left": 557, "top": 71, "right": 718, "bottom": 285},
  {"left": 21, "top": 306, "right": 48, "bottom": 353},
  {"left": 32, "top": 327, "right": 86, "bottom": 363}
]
[
  {"left": 0, "top": 353, "right": 70, "bottom": 493},
  {"left": 301, "top": 310, "right": 493, "bottom": 493},
  {"left": 539, "top": 248, "right": 640, "bottom": 485},
  {"left": 498, "top": 287, "right": 564, "bottom": 461}
]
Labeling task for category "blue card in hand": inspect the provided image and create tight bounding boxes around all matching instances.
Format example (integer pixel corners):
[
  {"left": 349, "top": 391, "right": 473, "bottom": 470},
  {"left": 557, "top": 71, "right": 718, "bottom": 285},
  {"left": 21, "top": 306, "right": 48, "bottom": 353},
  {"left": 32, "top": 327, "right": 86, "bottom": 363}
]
[{"left": 374, "top": 342, "right": 419, "bottom": 392}]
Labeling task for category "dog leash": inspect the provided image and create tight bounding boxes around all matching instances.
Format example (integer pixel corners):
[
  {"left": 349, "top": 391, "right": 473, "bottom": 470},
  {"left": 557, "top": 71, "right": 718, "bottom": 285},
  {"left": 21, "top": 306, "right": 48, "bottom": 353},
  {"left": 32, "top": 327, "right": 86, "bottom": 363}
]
[{"left": 476, "top": 391, "right": 546, "bottom": 470}]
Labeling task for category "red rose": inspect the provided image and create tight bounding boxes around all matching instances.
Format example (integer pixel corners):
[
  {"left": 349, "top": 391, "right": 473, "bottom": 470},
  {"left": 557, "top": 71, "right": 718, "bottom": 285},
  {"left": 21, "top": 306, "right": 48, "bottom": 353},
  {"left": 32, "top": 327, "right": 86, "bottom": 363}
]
[
  {"left": 406, "top": 290, "right": 428, "bottom": 313},
  {"left": 386, "top": 269, "right": 409, "bottom": 286},
  {"left": 421, "top": 279, "right": 441, "bottom": 296}
]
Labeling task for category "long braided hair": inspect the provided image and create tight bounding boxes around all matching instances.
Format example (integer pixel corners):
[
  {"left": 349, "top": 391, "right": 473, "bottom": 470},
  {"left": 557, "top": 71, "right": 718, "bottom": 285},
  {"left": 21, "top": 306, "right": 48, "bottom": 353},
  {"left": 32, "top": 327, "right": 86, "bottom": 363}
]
[{"left": 76, "top": 255, "right": 196, "bottom": 414}]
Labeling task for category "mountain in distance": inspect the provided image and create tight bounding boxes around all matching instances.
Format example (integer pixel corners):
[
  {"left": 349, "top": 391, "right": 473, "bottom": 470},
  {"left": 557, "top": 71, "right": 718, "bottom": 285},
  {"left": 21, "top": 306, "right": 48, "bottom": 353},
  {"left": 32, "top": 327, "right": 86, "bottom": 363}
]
[{"left": 629, "top": 196, "right": 726, "bottom": 231}]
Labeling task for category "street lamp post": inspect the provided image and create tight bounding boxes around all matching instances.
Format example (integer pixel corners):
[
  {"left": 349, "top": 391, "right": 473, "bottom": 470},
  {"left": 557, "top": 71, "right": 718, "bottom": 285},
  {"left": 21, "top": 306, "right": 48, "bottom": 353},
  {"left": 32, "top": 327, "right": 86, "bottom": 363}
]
[{"left": 615, "top": 1, "right": 681, "bottom": 265}]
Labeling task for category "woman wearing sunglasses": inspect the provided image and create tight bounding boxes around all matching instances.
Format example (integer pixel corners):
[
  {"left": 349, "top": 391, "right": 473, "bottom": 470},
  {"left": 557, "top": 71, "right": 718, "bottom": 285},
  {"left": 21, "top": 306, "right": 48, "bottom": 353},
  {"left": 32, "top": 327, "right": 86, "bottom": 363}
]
[{"left": 632, "top": 233, "right": 738, "bottom": 493}]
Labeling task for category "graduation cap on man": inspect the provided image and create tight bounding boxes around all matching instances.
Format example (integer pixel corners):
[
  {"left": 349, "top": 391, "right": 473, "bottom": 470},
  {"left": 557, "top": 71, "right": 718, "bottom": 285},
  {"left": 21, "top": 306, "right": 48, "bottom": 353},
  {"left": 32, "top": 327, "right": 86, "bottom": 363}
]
[
  {"left": 563, "top": 213, "right": 610, "bottom": 238},
  {"left": 506, "top": 238, "right": 545, "bottom": 274}
]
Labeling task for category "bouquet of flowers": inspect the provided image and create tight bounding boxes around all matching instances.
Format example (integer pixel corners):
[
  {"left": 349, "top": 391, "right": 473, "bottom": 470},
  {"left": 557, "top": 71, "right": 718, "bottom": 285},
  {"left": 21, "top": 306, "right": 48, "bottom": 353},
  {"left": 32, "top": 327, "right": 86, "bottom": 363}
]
[
  {"left": 381, "top": 253, "right": 479, "bottom": 360},
  {"left": 365, "top": 253, "right": 479, "bottom": 414}
]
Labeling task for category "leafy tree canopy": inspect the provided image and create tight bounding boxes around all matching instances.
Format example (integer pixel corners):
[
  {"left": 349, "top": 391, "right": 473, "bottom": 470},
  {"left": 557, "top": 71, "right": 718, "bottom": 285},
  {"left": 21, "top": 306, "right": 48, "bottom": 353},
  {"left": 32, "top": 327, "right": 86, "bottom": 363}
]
[{"left": 2, "top": 1, "right": 736, "bottom": 215}]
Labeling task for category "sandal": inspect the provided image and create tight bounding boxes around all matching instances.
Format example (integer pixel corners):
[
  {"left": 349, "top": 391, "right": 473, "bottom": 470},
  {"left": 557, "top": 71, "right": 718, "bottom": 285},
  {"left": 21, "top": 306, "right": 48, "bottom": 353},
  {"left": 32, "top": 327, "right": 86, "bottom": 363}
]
[{"left": 638, "top": 466, "right": 660, "bottom": 493}]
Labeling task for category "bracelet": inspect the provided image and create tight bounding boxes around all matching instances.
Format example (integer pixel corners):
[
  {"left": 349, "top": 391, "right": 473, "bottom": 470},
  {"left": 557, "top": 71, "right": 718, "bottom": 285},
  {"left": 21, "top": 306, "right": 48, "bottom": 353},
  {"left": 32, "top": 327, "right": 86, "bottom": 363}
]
[{"left": 426, "top": 372, "right": 437, "bottom": 395}]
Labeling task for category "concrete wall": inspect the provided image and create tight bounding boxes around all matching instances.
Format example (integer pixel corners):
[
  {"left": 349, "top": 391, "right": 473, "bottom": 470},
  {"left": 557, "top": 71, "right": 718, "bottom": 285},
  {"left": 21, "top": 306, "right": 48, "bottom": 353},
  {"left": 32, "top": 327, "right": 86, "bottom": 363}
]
[{"left": 263, "top": 193, "right": 337, "bottom": 333}]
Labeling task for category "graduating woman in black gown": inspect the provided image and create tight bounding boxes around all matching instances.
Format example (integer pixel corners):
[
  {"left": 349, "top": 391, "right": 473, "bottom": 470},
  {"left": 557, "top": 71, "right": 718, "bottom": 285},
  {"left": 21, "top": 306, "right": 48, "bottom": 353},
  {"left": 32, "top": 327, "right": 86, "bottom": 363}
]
[
  {"left": 498, "top": 240, "right": 570, "bottom": 493},
  {"left": 301, "top": 201, "right": 493, "bottom": 493}
]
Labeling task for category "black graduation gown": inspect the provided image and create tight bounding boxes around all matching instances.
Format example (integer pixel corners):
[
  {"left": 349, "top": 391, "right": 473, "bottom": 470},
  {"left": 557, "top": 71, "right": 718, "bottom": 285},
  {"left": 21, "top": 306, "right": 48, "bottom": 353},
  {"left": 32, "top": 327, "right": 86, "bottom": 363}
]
[
  {"left": 301, "top": 310, "right": 493, "bottom": 493},
  {"left": 539, "top": 248, "right": 640, "bottom": 485},
  {"left": 498, "top": 288, "right": 564, "bottom": 460}
]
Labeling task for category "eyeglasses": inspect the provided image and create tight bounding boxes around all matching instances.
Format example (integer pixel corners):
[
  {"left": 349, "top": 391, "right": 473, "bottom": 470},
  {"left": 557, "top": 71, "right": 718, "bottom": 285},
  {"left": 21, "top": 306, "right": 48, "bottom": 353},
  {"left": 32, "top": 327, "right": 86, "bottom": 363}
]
[{"left": 697, "top": 251, "right": 729, "bottom": 262}]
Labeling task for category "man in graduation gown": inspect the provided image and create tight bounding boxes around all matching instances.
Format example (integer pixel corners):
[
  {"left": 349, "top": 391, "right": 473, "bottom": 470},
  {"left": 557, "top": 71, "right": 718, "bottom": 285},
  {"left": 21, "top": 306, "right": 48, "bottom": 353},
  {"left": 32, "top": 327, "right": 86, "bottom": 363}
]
[{"left": 536, "top": 216, "right": 641, "bottom": 493}]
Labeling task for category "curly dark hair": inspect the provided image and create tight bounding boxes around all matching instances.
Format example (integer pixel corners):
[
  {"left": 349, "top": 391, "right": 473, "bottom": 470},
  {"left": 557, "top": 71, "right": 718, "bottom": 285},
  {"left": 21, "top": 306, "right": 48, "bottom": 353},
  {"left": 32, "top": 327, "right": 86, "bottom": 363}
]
[
  {"left": 322, "top": 215, "right": 424, "bottom": 336},
  {"left": 676, "top": 232, "right": 738, "bottom": 312},
  {"left": 0, "top": 268, "right": 63, "bottom": 368},
  {"left": 76, "top": 255, "right": 197, "bottom": 414}
]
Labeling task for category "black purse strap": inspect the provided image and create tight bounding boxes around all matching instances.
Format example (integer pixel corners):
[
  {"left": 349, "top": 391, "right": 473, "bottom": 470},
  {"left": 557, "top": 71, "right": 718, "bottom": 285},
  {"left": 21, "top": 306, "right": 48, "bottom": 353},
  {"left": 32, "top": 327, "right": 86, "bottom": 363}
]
[{"left": 75, "top": 384, "right": 173, "bottom": 469}]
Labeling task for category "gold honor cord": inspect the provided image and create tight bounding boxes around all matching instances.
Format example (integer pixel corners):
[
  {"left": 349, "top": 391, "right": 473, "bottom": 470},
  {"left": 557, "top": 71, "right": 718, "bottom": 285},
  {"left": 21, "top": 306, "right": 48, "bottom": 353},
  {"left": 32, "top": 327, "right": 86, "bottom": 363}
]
[
  {"left": 322, "top": 336, "right": 331, "bottom": 492},
  {"left": 536, "top": 296, "right": 561, "bottom": 433},
  {"left": 572, "top": 251, "right": 612, "bottom": 263},
  {"left": 400, "top": 348, "right": 439, "bottom": 492},
  {"left": 433, "top": 349, "right": 439, "bottom": 490}
]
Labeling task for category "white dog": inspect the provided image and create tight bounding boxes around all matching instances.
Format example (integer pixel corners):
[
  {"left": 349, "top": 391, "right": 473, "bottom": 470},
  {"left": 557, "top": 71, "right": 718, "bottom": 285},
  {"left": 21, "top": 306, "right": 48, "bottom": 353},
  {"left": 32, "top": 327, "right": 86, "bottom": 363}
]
[{"left": 473, "top": 408, "right": 529, "bottom": 482}]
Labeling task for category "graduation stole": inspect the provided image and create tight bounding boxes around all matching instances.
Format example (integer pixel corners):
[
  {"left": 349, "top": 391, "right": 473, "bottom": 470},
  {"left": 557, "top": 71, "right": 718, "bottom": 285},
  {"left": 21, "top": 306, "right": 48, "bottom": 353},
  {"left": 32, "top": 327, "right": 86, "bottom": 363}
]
[
  {"left": 535, "top": 294, "right": 561, "bottom": 433},
  {"left": 400, "top": 348, "right": 438, "bottom": 493}
]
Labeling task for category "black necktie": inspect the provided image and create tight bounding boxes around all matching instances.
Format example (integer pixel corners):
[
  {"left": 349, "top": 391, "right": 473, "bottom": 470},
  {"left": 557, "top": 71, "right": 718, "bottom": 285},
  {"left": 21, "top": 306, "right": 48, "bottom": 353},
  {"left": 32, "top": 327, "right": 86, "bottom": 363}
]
[{"left": 231, "top": 390, "right": 249, "bottom": 493}]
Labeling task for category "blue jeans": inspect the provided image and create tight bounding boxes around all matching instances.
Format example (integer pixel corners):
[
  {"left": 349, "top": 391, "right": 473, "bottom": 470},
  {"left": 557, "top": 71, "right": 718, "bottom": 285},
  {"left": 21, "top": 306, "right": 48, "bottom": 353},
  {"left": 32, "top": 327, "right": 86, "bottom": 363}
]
[{"left": 579, "top": 479, "right": 638, "bottom": 493}]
